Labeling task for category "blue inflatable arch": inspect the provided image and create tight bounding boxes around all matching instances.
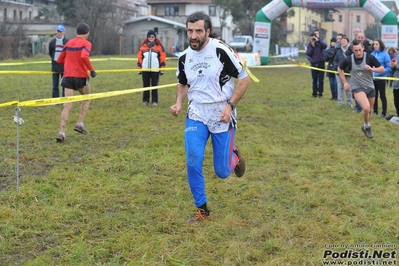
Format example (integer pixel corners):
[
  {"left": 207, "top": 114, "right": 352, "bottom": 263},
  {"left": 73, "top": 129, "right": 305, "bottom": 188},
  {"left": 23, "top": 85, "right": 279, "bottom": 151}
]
[{"left": 254, "top": 0, "right": 398, "bottom": 65}]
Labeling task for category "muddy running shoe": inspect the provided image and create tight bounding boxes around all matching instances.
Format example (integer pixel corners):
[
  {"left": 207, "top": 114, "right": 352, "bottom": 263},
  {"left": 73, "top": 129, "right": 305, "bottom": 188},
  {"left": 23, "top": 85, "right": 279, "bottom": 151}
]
[
  {"left": 74, "top": 123, "right": 88, "bottom": 134},
  {"left": 187, "top": 208, "right": 209, "bottom": 223},
  {"left": 56, "top": 132, "right": 65, "bottom": 143},
  {"left": 361, "top": 125, "right": 374, "bottom": 138},
  {"left": 233, "top": 146, "right": 246, "bottom": 177}
]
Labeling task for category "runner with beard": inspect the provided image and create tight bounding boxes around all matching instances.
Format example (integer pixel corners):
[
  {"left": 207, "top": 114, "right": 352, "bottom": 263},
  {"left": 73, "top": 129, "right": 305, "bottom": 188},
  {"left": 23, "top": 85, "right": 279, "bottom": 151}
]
[{"left": 170, "top": 11, "right": 250, "bottom": 223}]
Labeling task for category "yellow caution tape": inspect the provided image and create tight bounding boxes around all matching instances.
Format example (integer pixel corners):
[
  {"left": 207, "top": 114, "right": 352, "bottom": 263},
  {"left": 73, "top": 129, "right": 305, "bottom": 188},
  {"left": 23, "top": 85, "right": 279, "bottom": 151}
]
[
  {"left": 242, "top": 61, "right": 259, "bottom": 82},
  {"left": 245, "top": 66, "right": 259, "bottom": 83},
  {"left": 17, "top": 83, "right": 177, "bottom": 107},
  {"left": 249, "top": 64, "right": 299, "bottom": 68},
  {"left": 0, "top": 57, "right": 179, "bottom": 66},
  {"left": 0, "top": 68, "right": 177, "bottom": 75},
  {"left": 0, "top": 101, "right": 18, "bottom": 108},
  {"left": 0, "top": 71, "right": 54, "bottom": 75}
]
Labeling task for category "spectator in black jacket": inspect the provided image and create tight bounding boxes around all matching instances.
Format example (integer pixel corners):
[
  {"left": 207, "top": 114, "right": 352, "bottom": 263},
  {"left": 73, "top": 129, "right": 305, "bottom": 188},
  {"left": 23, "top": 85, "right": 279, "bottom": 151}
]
[
  {"left": 325, "top": 37, "right": 337, "bottom": 100},
  {"left": 306, "top": 32, "right": 327, "bottom": 98},
  {"left": 357, "top": 32, "right": 372, "bottom": 53},
  {"left": 49, "top": 25, "right": 69, "bottom": 98}
]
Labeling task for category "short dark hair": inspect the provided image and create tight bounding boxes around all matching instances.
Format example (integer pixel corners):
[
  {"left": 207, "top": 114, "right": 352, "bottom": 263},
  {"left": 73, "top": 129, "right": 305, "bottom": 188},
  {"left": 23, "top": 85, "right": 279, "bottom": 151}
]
[
  {"left": 352, "top": 39, "right": 363, "bottom": 46},
  {"left": 342, "top": 36, "right": 350, "bottom": 43},
  {"left": 186, "top": 11, "right": 212, "bottom": 32},
  {"left": 373, "top": 38, "right": 385, "bottom": 51}
]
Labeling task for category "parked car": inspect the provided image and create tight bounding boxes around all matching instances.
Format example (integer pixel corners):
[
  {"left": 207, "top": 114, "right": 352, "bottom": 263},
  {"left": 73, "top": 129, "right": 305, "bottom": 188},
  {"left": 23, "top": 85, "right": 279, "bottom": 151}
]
[{"left": 229, "top": 35, "right": 253, "bottom": 52}]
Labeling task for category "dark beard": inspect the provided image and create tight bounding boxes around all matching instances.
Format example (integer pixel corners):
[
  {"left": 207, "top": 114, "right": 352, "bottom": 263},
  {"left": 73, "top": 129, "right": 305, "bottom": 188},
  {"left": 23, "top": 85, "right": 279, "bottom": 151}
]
[{"left": 190, "top": 36, "right": 206, "bottom": 51}]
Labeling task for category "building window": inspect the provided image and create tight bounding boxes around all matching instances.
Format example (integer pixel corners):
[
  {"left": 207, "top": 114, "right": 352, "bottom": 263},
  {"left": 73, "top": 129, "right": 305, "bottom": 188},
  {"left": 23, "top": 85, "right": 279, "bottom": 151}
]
[
  {"left": 19, "top": 10, "right": 22, "bottom": 21},
  {"left": 29, "top": 11, "right": 32, "bottom": 20},
  {"left": 13, "top": 10, "right": 17, "bottom": 20},
  {"left": 3, "top": 8, "right": 7, "bottom": 22},
  {"left": 338, "top": 15, "right": 342, "bottom": 22},
  {"left": 165, "top": 6, "right": 179, "bottom": 16},
  {"left": 356, "top": 15, "right": 360, "bottom": 23},
  {"left": 209, "top": 6, "right": 216, "bottom": 16}
]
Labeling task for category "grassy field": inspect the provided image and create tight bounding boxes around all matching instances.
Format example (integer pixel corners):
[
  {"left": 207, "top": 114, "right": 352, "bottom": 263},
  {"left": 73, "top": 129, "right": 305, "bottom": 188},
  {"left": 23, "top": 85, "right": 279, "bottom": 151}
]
[{"left": 0, "top": 54, "right": 398, "bottom": 265}]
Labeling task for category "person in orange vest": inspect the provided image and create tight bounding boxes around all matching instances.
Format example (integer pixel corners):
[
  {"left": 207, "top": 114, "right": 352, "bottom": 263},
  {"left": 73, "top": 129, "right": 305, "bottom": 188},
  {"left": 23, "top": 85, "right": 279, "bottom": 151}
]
[{"left": 137, "top": 30, "right": 166, "bottom": 106}]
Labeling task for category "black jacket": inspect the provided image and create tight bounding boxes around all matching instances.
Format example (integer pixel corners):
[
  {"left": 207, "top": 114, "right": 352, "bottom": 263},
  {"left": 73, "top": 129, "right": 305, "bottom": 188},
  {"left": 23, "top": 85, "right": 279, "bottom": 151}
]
[
  {"left": 325, "top": 45, "right": 336, "bottom": 77},
  {"left": 333, "top": 46, "right": 352, "bottom": 73},
  {"left": 49, "top": 37, "right": 69, "bottom": 73}
]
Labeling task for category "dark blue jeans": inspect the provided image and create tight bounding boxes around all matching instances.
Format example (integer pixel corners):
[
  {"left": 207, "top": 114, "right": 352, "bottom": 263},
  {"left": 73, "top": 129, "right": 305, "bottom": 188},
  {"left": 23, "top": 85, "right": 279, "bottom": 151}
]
[
  {"left": 52, "top": 73, "right": 65, "bottom": 98},
  {"left": 328, "top": 75, "right": 337, "bottom": 98},
  {"left": 311, "top": 63, "right": 325, "bottom": 96}
]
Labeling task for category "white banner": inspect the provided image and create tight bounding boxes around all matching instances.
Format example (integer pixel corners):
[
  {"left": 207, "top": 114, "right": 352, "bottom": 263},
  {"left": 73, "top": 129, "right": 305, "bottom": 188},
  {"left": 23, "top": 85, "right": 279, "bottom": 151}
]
[
  {"left": 381, "top": 25, "right": 398, "bottom": 48},
  {"left": 253, "top": 22, "right": 271, "bottom": 58}
]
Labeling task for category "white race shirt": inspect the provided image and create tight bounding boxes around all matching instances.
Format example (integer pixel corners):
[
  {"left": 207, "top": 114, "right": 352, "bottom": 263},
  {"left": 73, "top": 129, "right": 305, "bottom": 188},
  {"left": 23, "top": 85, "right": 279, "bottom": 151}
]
[{"left": 177, "top": 38, "right": 248, "bottom": 133}]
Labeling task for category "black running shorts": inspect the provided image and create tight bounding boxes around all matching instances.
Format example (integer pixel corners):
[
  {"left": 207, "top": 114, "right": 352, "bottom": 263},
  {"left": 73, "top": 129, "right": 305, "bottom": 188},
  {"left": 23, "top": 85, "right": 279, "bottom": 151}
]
[{"left": 61, "top": 77, "right": 89, "bottom": 90}]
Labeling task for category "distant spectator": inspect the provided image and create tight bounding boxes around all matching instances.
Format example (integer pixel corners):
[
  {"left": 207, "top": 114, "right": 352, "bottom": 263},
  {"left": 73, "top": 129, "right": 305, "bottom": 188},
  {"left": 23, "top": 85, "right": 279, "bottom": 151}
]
[
  {"left": 306, "top": 32, "right": 327, "bottom": 98},
  {"left": 333, "top": 36, "right": 353, "bottom": 107},
  {"left": 137, "top": 30, "right": 166, "bottom": 106},
  {"left": 389, "top": 50, "right": 399, "bottom": 119},
  {"left": 49, "top": 25, "right": 68, "bottom": 98},
  {"left": 335, "top": 33, "right": 344, "bottom": 50},
  {"left": 325, "top": 37, "right": 337, "bottom": 100},
  {"left": 357, "top": 32, "right": 372, "bottom": 53},
  {"left": 313, "top": 29, "right": 324, "bottom": 42},
  {"left": 371, "top": 39, "right": 391, "bottom": 118},
  {"left": 353, "top": 27, "right": 362, "bottom": 42},
  {"left": 387, "top": 47, "right": 397, "bottom": 88}
]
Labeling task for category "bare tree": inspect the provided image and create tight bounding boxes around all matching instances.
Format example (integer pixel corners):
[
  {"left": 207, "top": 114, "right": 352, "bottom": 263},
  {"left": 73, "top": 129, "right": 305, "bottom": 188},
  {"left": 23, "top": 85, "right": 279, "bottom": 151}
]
[
  {"left": 55, "top": 0, "right": 120, "bottom": 55},
  {"left": 0, "top": 22, "right": 29, "bottom": 60}
]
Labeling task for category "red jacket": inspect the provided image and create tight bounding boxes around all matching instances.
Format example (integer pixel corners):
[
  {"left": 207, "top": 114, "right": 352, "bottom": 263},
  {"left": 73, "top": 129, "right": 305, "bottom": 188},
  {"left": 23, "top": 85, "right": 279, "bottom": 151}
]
[{"left": 57, "top": 37, "right": 94, "bottom": 78}]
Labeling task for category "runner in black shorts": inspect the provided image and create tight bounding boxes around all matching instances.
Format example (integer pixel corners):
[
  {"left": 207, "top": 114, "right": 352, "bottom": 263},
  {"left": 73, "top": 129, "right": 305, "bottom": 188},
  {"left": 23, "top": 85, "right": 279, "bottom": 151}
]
[
  {"left": 61, "top": 78, "right": 89, "bottom": 91},
  {"left": 56, "top": 22, "right": 96, "bottom": 143}
]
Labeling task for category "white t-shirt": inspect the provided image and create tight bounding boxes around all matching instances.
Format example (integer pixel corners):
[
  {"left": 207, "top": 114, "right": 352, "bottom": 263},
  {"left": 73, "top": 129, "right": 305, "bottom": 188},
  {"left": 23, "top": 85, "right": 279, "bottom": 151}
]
[{"left": 177, "top": 38, "right": 248, "bottom": 133}]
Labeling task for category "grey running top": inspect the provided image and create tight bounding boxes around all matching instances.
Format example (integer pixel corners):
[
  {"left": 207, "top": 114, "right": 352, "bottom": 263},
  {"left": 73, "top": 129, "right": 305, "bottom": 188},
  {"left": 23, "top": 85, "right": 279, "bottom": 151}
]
[{"left": 350, "top": 53, "right": 374, "bottom": 91}]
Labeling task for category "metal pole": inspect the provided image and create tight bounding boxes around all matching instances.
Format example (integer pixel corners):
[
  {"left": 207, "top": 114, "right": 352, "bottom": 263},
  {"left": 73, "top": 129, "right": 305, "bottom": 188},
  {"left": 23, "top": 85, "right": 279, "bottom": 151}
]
[
  {"left": 119, "top": 35, "right": 123, "bottom": 57},
  {"left": 15, "top": 107, "right": 21, "bottom": 193}
]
